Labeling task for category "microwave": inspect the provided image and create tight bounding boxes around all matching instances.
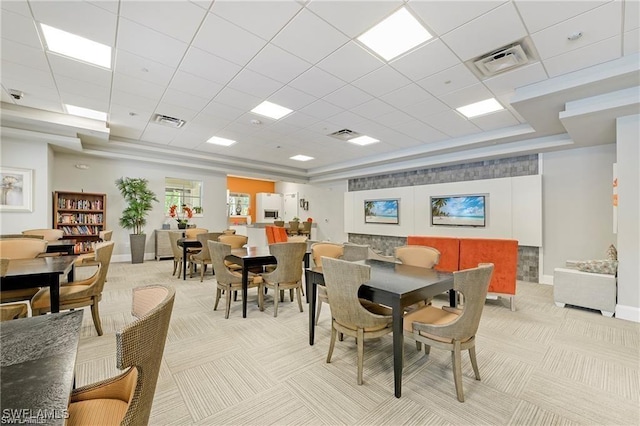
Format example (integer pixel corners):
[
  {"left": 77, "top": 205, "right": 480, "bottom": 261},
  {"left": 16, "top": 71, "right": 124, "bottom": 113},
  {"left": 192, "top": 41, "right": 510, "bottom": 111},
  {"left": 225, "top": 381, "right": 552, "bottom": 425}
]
[{"left": 264, "top": 209, "right": 279, "bottom": 219}]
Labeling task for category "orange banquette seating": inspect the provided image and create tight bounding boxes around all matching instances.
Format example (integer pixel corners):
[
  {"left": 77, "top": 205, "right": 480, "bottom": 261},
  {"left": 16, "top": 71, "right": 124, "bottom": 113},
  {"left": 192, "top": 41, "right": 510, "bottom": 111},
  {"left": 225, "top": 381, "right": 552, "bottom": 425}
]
[
  {"left": 407, "top": 235, "right": 518, "bottom": 310},
  {"left": 265, "top": 226, "right": 289, "bottom": 244}
]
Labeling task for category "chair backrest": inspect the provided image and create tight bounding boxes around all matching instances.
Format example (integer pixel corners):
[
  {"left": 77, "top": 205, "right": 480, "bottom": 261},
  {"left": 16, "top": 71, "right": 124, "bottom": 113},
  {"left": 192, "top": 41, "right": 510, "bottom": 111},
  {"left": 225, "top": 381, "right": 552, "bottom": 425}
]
[
  {"left": 168, "top": 231, "right": 184, "bottom": 259},
  {"left": 274, "top": 220, "right": 285, "bottom": 227},
  {"left": 99, "top": 230, "right": 113, "bottom": 241},
  {"left": 116, "top": 285, "right": 175, "bottom": 426},
  {"left": 218, "top": 234, "right": 248, "bottom": 249},
  {"left": 0, "top": 234, "right": 44, "bottom": 239},
  {"left": 222, "top": 229, "right": 236, "bottom": 235},
  {"left": 300, "top": 221, "right": 312, "bottom": 233},
  {"left": 90, "top": 241, "right": 115, "bottom": 295},
  {"left": 22, "top": 228, "right": 63, "bottom": 242},
  {"left": 289, "top": 221, "right": 300, "bottom": 232},
  {"left": 321, "top": 257, "right": 393, "bottom": 329},
  {"left": 342, "top": 243, "right": 395, "bottom": 263},
  {"left": 0, "top": 258, "right": 9, "bottom": 277},
  {"left": 311, "top": 242, "right": 344, "bottom": 267},
  {"left": 0, "top": 239, "right": 47, "bottom": 259},
  {"left": 262, "top": 242, "right": 306, "bottom": 284},
  {"left": 185, "top": 228, "right": 207, "bottom": 239},
  {"left": 207, "top": 241, "right": 242, "bottom": 285},
  {"left": 394, "top": 245, "right": 441, "bottom": 269},
  {"left": 193, "top": 232, "right": 223, "bottom": 260},
  {"left": 266, "top": 226, "right": 288, "bottom": 244}
]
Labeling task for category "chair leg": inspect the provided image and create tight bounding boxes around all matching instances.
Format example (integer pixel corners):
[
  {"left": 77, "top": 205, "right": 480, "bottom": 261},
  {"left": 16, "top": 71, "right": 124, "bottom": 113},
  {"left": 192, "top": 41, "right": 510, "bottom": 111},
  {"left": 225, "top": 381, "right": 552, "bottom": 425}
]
[
  {"left": 296, "top": 286, "right": 303, "bottom": 313},
  {"left": 214, "top": 288, "right": 221, "bottom": 311},
  {"left": 279, "top": 289, "right": 284, "bottom": 303},
  {"left": 258, "top": 285, "right": 264, "bottom": 311},
  {"left": 273, "top": 284, "right": 279, "bottom": 317},
  {"left": 177, "top": 259, "right": 182, "bottom": 278},
  {"left": 172, "top": 259, "right": 178, "bottom": 276},
  {"left": 469, "top": 346, "right": 481, "bottom": 380},
  {"left": 200, "top": 262, "right": 205, "bottom": 282},
  {"left": 90, "top": 300, "right": 103, "bottom": 336},
  {"left": 225, "top": 287, "right": 232, "bottom": 319},
  {"left": 289, "top": 288, "right": 294, "bottom": 302},
  {"left": 326, "top": 322, "right": 337, "bottom": 363},
  {"left": 357, "top": 328, "right": 364, "bottom": 385},
  {"left": 315, "top": 300, "right": 322, "bottom": 325},
  {"left": 452, "top": 341, "right": 464, "bottom": 402}
]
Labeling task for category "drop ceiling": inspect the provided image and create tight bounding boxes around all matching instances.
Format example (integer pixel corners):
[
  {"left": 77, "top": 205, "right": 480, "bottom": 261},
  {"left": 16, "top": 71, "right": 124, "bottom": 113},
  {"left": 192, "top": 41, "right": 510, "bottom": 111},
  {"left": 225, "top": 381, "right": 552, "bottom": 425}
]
[{"left": 1, "top": 0, "right": 638, "bottom": 182}]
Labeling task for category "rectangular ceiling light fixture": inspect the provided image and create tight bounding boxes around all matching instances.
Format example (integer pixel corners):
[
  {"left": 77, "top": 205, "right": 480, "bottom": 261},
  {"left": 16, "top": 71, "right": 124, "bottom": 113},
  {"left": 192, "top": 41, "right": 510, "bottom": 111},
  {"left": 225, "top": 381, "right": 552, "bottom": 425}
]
[
  {"left": 41, "top": 24, "right": 112, "bottom": 69},
  {"left": 348, "top": 135, "right": 380, "bottom": 146},
  {"left": 290, "top": 155, "right": 314, "bottom": 161},
  {"left": 251, "top": 101, "right": 293, "bottom": 120},
  {"left": 65, "top": 104, "right": 107, "bottom": 121},
  {"left": 358, "top": 7, "right": 432, "bottom": 61},
  {"left": 207, "top": 136, "right": 236, "bottom": 146},
  {"left": 456, "top": 98, "right": 504, "bottom": 118}
]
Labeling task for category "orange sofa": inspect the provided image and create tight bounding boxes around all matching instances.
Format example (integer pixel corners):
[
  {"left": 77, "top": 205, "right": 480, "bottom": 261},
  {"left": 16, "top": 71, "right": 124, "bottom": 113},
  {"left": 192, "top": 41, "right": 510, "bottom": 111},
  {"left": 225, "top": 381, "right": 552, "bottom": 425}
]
[
  {"left": 407, "top": 235, "right": 518, "bottom": 310},
  {"left": 266, "top": 226, "right": 289, "bottom": 244}
]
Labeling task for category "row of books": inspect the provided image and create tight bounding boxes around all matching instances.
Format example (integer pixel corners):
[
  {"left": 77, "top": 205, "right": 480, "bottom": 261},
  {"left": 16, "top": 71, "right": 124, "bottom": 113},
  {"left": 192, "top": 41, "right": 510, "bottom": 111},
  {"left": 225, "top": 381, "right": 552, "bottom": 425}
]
[
  {"left": 73, "top": 241, "right": 96, "bottom": 254},
  {"left": 57, "top": 213, "right": 104, "bottom": 224},
  {"left": 61, "top": 225, "right": 101, "bottom": 235},
  {"left": 58, "top": 198, "right": 103, "bottom": 210}
]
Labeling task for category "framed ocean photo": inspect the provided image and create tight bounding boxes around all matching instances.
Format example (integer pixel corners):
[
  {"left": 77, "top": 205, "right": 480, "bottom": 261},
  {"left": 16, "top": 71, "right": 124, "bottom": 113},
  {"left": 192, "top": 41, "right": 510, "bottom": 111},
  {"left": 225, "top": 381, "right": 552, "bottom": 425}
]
[
  {"left": 364, "top": 199, "right": 399, "bottom": 224},
  {"left": 431, "top": 195, "right": 486, "bottom": 227}
]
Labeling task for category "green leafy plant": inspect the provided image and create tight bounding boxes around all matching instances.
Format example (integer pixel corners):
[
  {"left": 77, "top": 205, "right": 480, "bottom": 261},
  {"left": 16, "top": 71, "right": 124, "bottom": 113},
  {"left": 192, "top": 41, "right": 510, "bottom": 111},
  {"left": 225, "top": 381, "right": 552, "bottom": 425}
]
[{"left": 115, "top": 177, "right": 159, "bottom": 235}]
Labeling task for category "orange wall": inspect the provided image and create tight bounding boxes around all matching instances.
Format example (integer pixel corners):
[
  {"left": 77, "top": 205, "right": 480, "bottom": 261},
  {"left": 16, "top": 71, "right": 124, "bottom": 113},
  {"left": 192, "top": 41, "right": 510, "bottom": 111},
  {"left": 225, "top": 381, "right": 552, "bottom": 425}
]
[{"left": 227, "top": 177, "right": 275, "bottom": 224}]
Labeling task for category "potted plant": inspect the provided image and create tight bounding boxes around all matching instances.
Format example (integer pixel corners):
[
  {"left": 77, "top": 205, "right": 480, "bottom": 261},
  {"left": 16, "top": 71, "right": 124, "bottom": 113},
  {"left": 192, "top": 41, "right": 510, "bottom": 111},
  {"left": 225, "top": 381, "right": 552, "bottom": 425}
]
[
  {"left": 169, "top": 204, "right": 193, "bottom": 229},
  {"left": 115, "top": 177, "right": 158, "bottom": 264}
]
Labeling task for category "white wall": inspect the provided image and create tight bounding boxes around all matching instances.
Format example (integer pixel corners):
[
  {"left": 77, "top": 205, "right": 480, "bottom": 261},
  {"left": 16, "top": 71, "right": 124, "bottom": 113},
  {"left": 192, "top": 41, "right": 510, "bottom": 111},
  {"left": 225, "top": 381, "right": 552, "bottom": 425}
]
[
  {"left": 541, "top": 144, "right": 616, "bottom": 279},
  {"left": 615, "top": 114, "right": 639, "bottom": 322}
]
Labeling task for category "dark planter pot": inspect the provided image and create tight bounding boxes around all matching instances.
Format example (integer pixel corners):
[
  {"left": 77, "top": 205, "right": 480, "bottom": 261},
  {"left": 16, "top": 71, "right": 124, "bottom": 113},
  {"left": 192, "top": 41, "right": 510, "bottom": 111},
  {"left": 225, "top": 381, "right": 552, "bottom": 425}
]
[
  {"left": 129, "top": 234, "right": 146, "bottom": 264},
  {"left": 177, "top": 222, "right": 187, "bottom": 229}
]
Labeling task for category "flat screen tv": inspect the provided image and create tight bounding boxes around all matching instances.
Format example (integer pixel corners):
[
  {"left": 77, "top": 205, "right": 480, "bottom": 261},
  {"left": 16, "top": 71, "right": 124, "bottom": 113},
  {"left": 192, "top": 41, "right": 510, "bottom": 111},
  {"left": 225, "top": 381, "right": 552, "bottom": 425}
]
[
  {"left": 431, "top": 195, "right": 486, "bottom": 227},
  {"left": 365, "top": 199, "right": 399, "bottom": 224}
]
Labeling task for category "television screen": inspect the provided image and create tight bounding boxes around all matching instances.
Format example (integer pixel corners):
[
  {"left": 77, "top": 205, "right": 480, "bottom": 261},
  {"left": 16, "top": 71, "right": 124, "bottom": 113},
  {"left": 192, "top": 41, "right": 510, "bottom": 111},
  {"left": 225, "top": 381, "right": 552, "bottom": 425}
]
[
  {"left": 365, "top": 199, "right": 399, "bottom": 224},
  {"left": 431, "top": 195, "right": 486, "bottom": 227}
]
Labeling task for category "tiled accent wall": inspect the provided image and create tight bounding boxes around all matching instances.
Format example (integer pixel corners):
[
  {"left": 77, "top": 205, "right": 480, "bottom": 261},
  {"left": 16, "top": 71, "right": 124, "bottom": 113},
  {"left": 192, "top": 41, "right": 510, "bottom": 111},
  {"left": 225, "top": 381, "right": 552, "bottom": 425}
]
[{"left": 348, "top": 155, "right": 540, "bottom": 282}]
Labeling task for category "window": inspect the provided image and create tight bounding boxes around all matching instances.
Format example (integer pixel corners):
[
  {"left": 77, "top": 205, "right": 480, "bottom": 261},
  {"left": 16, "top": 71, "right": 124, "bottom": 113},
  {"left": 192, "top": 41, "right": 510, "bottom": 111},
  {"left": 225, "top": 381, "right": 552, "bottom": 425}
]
[{"left": 165, "top": 177, "right": 203, "bottom": 215}]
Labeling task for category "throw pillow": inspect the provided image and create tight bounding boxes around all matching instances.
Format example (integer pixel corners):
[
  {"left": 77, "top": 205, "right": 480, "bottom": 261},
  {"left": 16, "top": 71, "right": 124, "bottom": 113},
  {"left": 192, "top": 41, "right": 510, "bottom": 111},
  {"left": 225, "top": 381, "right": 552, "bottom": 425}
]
[
  {"left": 575, "top": 259, "right": 618, "bottom": 275},
  {"left": 606, "top": 244, "right": 618, "bottom": 261}
]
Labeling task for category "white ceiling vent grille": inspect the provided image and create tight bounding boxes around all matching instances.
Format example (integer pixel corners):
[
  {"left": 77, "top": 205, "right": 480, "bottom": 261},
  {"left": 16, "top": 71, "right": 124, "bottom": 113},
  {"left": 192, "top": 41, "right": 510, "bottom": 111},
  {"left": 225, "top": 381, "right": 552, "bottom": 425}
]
[
  {"left": 153, "top": 114, "right": 186, "bottom": 128},
  {"left": 328, "top": 129, "right": 361, "bottom": 141},
  {"left": 473, "top": 43, "right": 529, "bottom": 77}
]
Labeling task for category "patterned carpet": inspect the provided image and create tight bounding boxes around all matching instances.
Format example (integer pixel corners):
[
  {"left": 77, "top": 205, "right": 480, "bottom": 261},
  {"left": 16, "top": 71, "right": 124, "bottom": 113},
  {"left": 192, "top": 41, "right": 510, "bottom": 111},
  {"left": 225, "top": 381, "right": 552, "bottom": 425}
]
[{"left": 73, "top": 260, "right": 640, "bottom": 425}]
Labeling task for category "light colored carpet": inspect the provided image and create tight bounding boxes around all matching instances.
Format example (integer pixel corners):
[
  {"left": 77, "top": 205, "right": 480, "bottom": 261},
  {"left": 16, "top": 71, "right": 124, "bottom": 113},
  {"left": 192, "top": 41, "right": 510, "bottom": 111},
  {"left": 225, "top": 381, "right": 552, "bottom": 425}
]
[{"left": 72, "top": 260, "right": 640, "bottom": 425}]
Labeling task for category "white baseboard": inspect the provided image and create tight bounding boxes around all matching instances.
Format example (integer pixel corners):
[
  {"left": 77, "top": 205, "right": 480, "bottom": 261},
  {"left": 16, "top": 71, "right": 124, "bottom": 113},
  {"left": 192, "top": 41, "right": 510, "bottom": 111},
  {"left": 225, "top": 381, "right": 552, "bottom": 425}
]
[
  {"left": 539, "top": 274, "right": 554, "bottom": 285},
  {"left": 615, "top": 304, "right": 640, "bottom": 323}
]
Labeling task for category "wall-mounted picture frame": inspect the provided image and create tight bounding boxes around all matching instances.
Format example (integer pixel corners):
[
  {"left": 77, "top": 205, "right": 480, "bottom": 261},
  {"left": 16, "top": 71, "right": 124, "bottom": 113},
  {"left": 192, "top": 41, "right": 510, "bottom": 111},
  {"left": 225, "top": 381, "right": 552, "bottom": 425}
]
[
  {"left": 364, "top": 199, "right": 399, "bottom": 224},
  {"left": 299, "top": 198, "right": 305, "bottom": 208},
  {"left": 431, "top": 194, "right": 486, "bottom": 227},
  {"left": 303, "top": 200, "right": 309, "bottom": 211},
  {"left": 0, "top": 167, "right": 33, "bottom": 212}
]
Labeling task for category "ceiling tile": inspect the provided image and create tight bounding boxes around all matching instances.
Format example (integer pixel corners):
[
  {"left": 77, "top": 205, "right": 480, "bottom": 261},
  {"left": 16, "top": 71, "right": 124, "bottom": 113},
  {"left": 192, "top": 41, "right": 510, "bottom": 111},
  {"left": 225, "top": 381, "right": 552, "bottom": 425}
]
[
  {"left": 307, "top": 1, "right": 402, "bottom": 38},
  {"left": 114, "top": 49, "right": 176, "bottom": 87},
  {"left": 483, "top": 62, "right": 548, "bottom": 95},
  {"left": 180, "top": 47, "right": 242, "bottom": 85},
  {"left": 515, "top": 0, "right": 611, "bottom": 33},
  {"left": 268, "top": 86, "right": 316, "bottom": 110},
  {"left": 531, "top": 1, "right": 622, "bottom": 60},
  {"left": 1, "top": 9, "right": 44, "bottom": 49},
  {"left": 278, "top": 111, "right": 319, "bottom": 129},
  {"left": 375, "top": 110, "right": 415, "bottom": 128},
  {"left": 192, "top": 13, "right": 267, "bottom": 66},
  {"left": 169, "top": 70, "right": 224, "bottom": 99},
  {"left": 109, "top": 103, "right": 153, "bottom": 125},
  {"left": 1, "top": 61, "right": 56, "bottom": 88},
  {"left": 420, "top": 110, "right": 482, "bottom": 138},
  {"left": 390, "top": 39, "right": 460, "bottom": 81},
  {"left": 316, "top": 41, "right": 384, "bottom": 83},
  {"left": 55, "top": 74, "right": 111, "bottom": 102},
  {"left": 117, "top": 18, "right": 188, "bottom": 68},
  {"left": 417, "top": 63, "right": 479, "bottom": 97},
  {"left": 439, "top": 83, "right": 495, "bottom": 109},
  {"left": 1, "top": 39, "right": 48, "bottom": 71},
  {"left": 88, "top": 0, "right": 119, "bottom": 15},
  {"left": 110, "top": 89, "right": 160, "bottom": 113},
  {"left": 396, "top": 119, "right": 447, "bottom": 144},
  {"left": 109, "top": 125, "right": 145, "bottom": 140},
  {"left": 322, "top": 84, "right": 373, "bottom": 109},
  {"left": 470, "top": 109, "right": 520, "bottom": 131},
  {"left": 351, "top": 99, "right": 397, "bottom": 119},
  {"left": 625, "top": 0, "right": 640, "bottom": 30},
  {"left": 168, "top": 131, "right": 206, "bottom": 150},
  {"left": 161, "top": 88, "right": 210, "bottom": 112},
  {"left": 119, "top": 1, "right": 207, "bottom": 43},
  {"left": 59, "top": 92, "right": 108, "bottom": 112},
  {"left": 213, "top": 87, "right": 262, "bottom": 111},
  {"left": 288, "top": 66, "right": 346, "bottom": 98},
  {"left": 408, "top": 0, "right": 507, "bottom": 36},
  {"left": 211, "top": 0, "right": 302, "bottom": 40},
  {"left": 227, "top": 68, "right": 282, "bottom": 99},
  {"left": 623, "top": 28, "right": 640, "bottom": 54},
  {"left": 48, "top": 54, "right": 112, "bottom": 87},
  {"left": 1, "top": 0, "right": 31, "bottom": 17},
  {"left": 298, "top": 99, "right": 344, "bottom": 120},
  {"left": 351, "top": 65, "right": 411, "bottom": 97},
  {"left": 271, "top": 9, "right": 349, "bottom": 64},
  {"left": 381, "top": 83, "right": 433, "bottom": 108},
  {"left": 441, "top": 2, "right": 528, "bottom": 61},
  {"left": 401, "top": 96, "right": 450, "bottom": 121},
  {"left": 1, "top": 77, "right": 60, "bottom": 103},
  {"left": 543, "top": 35, "right": 622, "bottom": 77},
  {"left": 154, "top": 101, "right": 199, "bottom": 123},
  {"left": 246, "top": 43, "right": 312, "bottom": 84},
  {"left": 326, "top": 110, "right": 370, "bottom": 129},
  {"left": 199, "top": 101, "right": 245, "bottom": 121},
  {"left": 141, "top": 123, "right": 181, "bottom": 145}
]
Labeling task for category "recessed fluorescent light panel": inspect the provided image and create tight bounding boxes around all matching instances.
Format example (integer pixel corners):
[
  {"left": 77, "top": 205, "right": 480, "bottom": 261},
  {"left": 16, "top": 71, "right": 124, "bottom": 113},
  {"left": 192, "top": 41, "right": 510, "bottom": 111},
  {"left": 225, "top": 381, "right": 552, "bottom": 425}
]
[
  {"left": 41, "top": 24, "right": 111, "bottom": 69},
  {"left": 251, "top": 101, "right": 293, "bottom": 120},
  {"left": 348, "top": 135, "right": 380, "bottom": 146},
  {"left": 290, "top": 155, "right": 314, "bottom": 161},
  {"left": 456, "top": 98, "right": 504, "bottom": 118},
  {"left": 65, "top": 104, "right": 107, "bottom": 121},
  {"left": 358, "top": 7, "right": 432, "bottom": 61},
  {"left": 207, "top": 136, "right": 236, "bottom": 146}
]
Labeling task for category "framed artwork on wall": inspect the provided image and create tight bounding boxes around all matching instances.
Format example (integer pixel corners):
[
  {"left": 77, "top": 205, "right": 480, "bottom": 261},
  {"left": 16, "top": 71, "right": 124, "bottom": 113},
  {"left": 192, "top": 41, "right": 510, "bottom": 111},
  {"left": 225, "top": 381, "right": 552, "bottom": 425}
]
[
  {"left": 0, "top": 167, "right": 33, "bottom": 212},
  {"left": 364, "top": 199, "right": 399, "bottom": 224},
  {"left": 431, "top": 194, "right": 486, "bottom": 227}
]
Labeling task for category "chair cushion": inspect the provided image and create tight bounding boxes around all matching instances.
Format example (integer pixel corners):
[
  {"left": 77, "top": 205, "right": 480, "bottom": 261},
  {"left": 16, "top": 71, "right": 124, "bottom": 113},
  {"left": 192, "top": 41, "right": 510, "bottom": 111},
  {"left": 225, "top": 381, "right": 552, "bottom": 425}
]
[
  {"left": 1, "top": 288, "right": 39, "bottom": 303},
  {"left": 403, "top": 305, "right": 459, "bottom": 336},
  {"left": 67, "top": 398, "right": 128, "bottom": 426},
  {"left": 31, "top": 285, "right": 93, "bottom": 310},
  {"left": 0, "top": 303, "right": 28, "bottom": 321}
]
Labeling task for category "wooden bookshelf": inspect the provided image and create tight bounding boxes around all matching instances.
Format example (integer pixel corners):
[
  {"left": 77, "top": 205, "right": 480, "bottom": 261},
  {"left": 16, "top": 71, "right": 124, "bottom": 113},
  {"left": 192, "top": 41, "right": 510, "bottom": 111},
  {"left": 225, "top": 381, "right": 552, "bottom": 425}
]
[{"left": 53, "top": 191, "right": 106, "bottom": 254}]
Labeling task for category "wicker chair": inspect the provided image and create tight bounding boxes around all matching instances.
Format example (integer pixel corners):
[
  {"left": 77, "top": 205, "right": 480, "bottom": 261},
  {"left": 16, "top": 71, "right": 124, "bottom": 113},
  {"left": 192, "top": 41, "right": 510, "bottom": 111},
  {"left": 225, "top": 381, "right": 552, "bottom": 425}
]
[
  {"left": 168, "top": 231, "right": 186, "bottom": 278},
  {"left": 22, "top": 228, "right": 64, "bottom": 241},
  {"left": 31, "top": 242, "right": 115, "bottom": 336},
  {"left": 321, "top": 257, "right": 393, "bottom": 385},
  {"left": 66, "top": 285, "right": 175, "bottom": 425},
  {"left": 0, "top": 239, "right": 48, "bottom": 304},
  {"left": 310, "top": 242, "right": 344, "bottom": 324},
  {"left": 189, "top": 232, "right": 223, "bottom": 281},
  {"left": 260, "top": 242, "right": 307, "bottom": 317},
  {"left": 403, "top": 263, "right": 494, "bottom": 402},
  {"left": 208, "top": 241, "right": 264, "bottom": 319},
  {"left": 395, "top": 245, "right": 441, "bottom": 308}
]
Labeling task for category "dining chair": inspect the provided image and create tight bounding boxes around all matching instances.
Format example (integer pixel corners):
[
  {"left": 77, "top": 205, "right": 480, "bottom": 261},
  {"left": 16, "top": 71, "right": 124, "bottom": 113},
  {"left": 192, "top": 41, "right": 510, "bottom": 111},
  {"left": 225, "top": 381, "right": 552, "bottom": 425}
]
[
  {"left": 299, "top": 220, "right": 312, "bottom": 237},
  {"left": 287, "top": 221, "right": 300, "bottom": 236},
  {"left": 22, "top": 228, "right": 64, "bottom": 241},
  {"left": 261, "top": 242, "right": 307, "bottom": 317},
  {"left": 66, "top": 285, "right": 175, "bottom": 426},
  {"left": 168, "top": 231, "right": 186, "bottom": 278},
  {"left": 0, "top": 258, "right": 29, "bottom": 321},
  {"left": 403, "top": 263, "right": 494, "bottom": 402},
  {"left": 273, "top": 220, "right": 285, "bottom": 227},
  {"left": 394, "top": 245, "right": 441, "bottom": 308},
  {"left": 185, "top": 227, "right": 207, "bottom": 239},
  {"left": 99, "top": 230, "right": 113, "bottom": 241},
  {"left": 310, "top": 242, "right": 344, "bottom": 325},
  {"left": 342, "top": 243, "right": 396, "bottom": 263},
  {"left": 218, "top": 234, "right": 248, "bottom": 249},
  {"left": 208, "top": 241, "right": 264, "bottom": 319},
  {"left": 31, "top": 241, "right": 115, "bottom": 336},
  {"left": 321, "top": 257, "right": 393, "bottom": 385},
  {"left": 0, "top": 239, "right": 49, "bottom": 304},
  {"left": 222, "top": 229, "right": 236, "bottom": 235},
  {"left": 189, "top": 232, "right": 223, "bottom": 281}
]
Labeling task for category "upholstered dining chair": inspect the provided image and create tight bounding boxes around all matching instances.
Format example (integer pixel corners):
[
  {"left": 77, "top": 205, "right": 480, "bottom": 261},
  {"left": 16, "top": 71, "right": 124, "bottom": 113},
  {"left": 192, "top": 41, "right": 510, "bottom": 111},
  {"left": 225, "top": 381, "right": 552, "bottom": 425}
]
[
  {"left": 310, "top": 242, "right": 344, "bottom": 324},
  {"left": 0, "top": 258, "right": 29, "bottom": 321},
  {"left": 185, "top": 227, "right": 207, "bottom": 239},
  {"left": 31, "top": 241, "right": 115, "bottom": 336},
  {"left": 395, "top": 245, "right": 441, "bottom": 308},
  {"left": 261, "top": 242, "right": 307, "bottom": 317},
  {"left": 99, "top": 230, "right": 113, "bottom": 241},
  {"left": 0, "top": 239, "right": 48, "bottom": 304},
  {"left": 208, "top": 241, "right": 264, "bottom": 319},
  {"left": 218, "top": 234, "right": 248, "bottom": 249},
  {"left": 299, "top": 220, "right": 312, "bottom": 237},
  {"left": 22, "top": 228, "right": 64, "bottom": 241},
  {"left": 66, "top": 285, "right": 175, "bottom": 426},
  {"left": 168, "top": 231, "right": 186, "bottom": 278},
  {"left": 189, "top": 232, "right": 223, "bottom": 281},
  {"left": 403, "top": 263, "right": 494, "bottom": 402},
  {"left": 321, "top": 257, "right": 393, "bottom": 385}
]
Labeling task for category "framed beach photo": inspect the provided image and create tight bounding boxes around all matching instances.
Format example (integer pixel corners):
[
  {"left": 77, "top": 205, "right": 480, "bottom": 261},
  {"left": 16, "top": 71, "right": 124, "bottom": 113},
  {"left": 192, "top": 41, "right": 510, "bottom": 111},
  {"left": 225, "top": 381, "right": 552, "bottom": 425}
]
[
  {"left": 364, "top": 199, "right": 399, "bottom": 224},
  {"left": 431, "top": 194, "right": 486, "bottom": 227},
  {"left": 0, "top": 167, "right": 33, "bottom": 212}
]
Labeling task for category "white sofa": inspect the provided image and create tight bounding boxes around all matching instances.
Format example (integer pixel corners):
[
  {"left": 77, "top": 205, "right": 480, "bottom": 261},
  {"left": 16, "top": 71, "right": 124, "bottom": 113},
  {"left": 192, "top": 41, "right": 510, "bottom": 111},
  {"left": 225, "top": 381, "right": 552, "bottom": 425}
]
[{"left": 553, "top": 267, "right": 617, "bottom": 317}]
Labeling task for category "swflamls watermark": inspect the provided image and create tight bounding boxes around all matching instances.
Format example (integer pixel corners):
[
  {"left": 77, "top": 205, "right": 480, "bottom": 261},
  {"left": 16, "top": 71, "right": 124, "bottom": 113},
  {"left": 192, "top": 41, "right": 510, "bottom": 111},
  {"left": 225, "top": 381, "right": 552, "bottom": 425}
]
[{"left": 1, "top": 409, "right": 69, "bottom": 424}]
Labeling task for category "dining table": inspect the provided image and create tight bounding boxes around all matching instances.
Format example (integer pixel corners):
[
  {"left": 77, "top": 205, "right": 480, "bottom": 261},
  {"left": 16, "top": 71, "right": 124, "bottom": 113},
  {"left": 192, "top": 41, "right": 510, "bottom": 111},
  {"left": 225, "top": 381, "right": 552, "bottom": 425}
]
[
  {"left": 0, "top": 256, "right": 76, "bottom": 313},
  {"left": 46, "top": 239, "right": 76, "bottom": 255},
  {"left": 1, "top": 310, "right": 83, "bottom": 425},
  {"left": 176, "top": 237, "right": 201, "bottom": 280},
  {"left": 305, "top": 259, "right": 455, "bottom": 398}
]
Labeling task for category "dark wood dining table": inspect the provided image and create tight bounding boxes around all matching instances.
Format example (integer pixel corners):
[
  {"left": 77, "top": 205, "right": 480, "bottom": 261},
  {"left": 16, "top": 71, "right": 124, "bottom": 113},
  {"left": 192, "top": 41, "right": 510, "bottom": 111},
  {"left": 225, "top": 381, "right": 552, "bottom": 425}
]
[
  {"left": 1, "top": 310, "right": 83, "bottom": 425},
  {"left": 46, "top": 239, "right": 76, "bottom": 255},
  {"left": 305, "top": 259, "right": 454, "bottom": 398},
  {"left": 0, "top": 256, "right": 76, "bottom": 313}
]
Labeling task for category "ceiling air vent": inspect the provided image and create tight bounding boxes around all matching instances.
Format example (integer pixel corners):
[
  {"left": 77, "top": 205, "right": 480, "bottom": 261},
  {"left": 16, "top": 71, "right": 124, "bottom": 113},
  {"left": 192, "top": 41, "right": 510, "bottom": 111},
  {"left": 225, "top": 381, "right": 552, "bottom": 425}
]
[
  {"left": 153, "top": 114, "right": 186, "bottom": 128},
  {"left": 473, "top": 43, "right": 529, "bottom": 77},
  {"left": 328, "top": 129, "right": 361, "bottom": 141}
]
